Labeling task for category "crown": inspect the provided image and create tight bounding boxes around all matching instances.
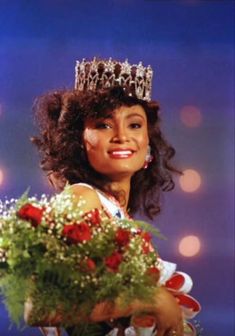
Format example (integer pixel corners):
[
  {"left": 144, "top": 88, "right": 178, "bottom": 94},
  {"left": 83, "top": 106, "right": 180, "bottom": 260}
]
[{"left": 75, "top": 57, "right": 153, "bottom": 101}]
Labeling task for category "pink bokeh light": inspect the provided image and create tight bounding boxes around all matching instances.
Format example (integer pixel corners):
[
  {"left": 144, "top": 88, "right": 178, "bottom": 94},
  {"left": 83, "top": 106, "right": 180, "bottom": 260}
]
[
  {"left": 180, "top": 105, "right": 202, "bottom": 128},
  {"left": 179, "top": 235, "right": 201, "bottom": 257}
]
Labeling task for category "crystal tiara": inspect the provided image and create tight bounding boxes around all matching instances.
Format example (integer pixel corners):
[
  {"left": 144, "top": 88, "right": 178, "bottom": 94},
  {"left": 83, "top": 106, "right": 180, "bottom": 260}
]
[{"left": 74, "top": 57, "right": 153, "bottom": 101}]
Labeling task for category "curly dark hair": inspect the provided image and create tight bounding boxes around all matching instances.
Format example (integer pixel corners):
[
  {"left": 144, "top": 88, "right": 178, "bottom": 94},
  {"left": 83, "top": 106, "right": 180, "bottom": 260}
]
[{"left": 31, "top": 86, "right": 180, "bottom": 219}]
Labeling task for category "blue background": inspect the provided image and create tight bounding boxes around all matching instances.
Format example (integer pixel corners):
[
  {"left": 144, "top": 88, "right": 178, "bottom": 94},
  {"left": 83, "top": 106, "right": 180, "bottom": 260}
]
[{"left": 0, "top": 0, "right": 234, "bottom": 335}]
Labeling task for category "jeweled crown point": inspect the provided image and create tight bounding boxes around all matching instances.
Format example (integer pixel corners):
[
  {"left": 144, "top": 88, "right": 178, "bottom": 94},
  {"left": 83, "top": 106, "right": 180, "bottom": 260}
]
[{"left": 74, "top": 58, "right": 153, "bottom": 101}]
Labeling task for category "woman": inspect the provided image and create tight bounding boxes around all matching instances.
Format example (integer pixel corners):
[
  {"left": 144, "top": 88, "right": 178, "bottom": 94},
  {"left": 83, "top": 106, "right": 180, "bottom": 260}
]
[{"left": 30, "top": 59, "right": 192, "bottom": 336}]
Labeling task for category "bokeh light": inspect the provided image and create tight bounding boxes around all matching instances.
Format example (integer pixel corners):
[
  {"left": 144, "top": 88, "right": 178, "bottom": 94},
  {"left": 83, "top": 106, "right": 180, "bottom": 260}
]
[
  {"left": 179, "top": 235, "right": 201, "bottom": 257},
  {"left": 0, "top": 169, "right": 4, "bottom": 186},
  {"left": 180, "top": 105, "right": 202, "bottom": 127},
  {"left": 179, "top": 169, "right": 202, "bottom": 192}
]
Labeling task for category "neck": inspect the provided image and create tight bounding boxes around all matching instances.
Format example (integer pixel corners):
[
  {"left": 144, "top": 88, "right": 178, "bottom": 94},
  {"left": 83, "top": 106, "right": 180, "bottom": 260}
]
[{"left": 106, "top": 177, "right": 131, "bottom": 211}]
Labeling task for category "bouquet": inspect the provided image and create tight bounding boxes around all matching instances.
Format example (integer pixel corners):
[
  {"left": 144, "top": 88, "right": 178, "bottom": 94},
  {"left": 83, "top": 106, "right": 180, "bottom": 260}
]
[{"left": 0, "top": 187, "right": 162, "bottom": 329}]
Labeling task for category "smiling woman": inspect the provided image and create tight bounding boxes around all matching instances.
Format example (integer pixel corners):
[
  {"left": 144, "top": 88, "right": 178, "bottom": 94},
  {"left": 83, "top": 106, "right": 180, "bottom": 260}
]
[
  {"left": 83, "top": 105, "right": 149, "bottom": 182},
  {"left": 27, "top": 58, "right": 199, "bottom": 336},
  {"left": 31, "top": 71, "right": 177, "bottom": 218}
]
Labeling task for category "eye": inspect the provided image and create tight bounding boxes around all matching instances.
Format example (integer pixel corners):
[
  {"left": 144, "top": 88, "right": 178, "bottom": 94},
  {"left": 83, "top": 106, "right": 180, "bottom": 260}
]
[
  {"left": 129, "top": 123, "right": 142, "bottom": 129},
  {"left": 95, "top": 122, "right": 112, "bottom": 129}
]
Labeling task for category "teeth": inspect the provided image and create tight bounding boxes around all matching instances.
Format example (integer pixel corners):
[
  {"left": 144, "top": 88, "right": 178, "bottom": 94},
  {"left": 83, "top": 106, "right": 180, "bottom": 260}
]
[{"left": 111, "top": 151, "right": 132, "bottom": 155}]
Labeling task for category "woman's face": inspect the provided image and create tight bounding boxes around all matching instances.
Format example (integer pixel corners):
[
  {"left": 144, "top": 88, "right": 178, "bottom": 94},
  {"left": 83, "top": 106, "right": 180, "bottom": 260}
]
[{"left": 83, "top": 104, "right": 149, "bottom": 181}]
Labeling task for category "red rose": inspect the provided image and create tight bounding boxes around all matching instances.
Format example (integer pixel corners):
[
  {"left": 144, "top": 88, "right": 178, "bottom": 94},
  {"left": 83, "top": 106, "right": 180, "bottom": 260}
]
[
  {"left": 136, "top": 230, "right": 152, "bottom": 242},
  {"left": 81, "top": 258, "right": 96, "bottom": 272},
  {"left": 84, "top": 208, "right": 101, "bottom": 226},
  {"left": 142, "top": 241, "right": 155, "bottom": 254},
  {"left": 86, "top": 258, "right": 96, "bottom": 271},
  {"left": 17, "top": 203, "right": 44, "bottom": 227},
  {"left": 115, "top": 228, "right": 131, "bottom": 247},
  {"left": 137, "top": 231, "right": 153, "bottom": 254},
  {"left": 62, "top": 222, "right": 91, "bottom": 244},
  {"left": 146, "top": 267, "right": 160, "bottom": 283},
  {"left": 105, "top": 251, "right": 123, "bottom": 272},
  {"left": 141, "top": 232, "right": 152, "bottom": 243}
]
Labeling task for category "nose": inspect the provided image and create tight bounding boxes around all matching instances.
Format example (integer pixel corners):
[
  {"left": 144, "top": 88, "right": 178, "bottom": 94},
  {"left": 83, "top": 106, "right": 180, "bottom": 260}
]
[{"left": 111, "top": 125, "right": 129, "bottom": 143}]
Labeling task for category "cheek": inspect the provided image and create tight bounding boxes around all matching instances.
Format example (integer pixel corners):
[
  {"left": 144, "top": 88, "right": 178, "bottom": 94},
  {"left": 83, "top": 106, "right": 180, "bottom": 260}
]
[{"left": 139, "top": 131, "right": 149, "bottom": 150}]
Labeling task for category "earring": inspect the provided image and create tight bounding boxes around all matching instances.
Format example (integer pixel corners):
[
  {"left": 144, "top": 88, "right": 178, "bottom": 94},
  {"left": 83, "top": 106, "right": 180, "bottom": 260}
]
[{"left": 144, "top": 145, "right": 153, "bottom": 169}]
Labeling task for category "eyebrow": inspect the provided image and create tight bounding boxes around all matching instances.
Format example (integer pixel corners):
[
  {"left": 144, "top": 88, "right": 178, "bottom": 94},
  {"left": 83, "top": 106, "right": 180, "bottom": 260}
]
[
  {"left": 125, "top": 113, "right": 145, "bottom": 120},
  {"left": 100, "top": 113, "right": 146, "bottom": 120}
]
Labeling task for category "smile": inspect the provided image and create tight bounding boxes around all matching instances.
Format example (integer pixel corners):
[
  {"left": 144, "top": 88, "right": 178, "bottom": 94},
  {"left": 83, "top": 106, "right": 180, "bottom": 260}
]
[{"left": 108, "top": 149, "right": 135, "bottom": 159}]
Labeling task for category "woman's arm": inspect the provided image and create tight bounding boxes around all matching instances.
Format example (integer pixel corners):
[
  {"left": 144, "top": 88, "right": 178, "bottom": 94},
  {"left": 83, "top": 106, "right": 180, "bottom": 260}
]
[
  {"left": 143, "top": 287, "right": 183, "bottom": 336},
  {"left": 90, "top": 287, "right": 183, "bottom": 336}
]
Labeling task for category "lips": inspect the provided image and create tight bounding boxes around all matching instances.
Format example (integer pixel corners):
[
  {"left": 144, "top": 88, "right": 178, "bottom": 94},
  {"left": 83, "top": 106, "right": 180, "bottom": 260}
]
[{"left": 108, "top": 149, "right": 135, "bottom": 159}]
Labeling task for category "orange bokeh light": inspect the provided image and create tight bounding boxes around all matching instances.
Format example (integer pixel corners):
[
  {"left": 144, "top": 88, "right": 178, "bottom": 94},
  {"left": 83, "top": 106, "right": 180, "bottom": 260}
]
[
  {"left": 179, "top": 169, "right": 201, "bottom": 192},
  {"left": 180, "top": 105, "right": 202, "bottom": 127},
  {"left": 179, "top": 235, "right": 201, "bottom": 257}
]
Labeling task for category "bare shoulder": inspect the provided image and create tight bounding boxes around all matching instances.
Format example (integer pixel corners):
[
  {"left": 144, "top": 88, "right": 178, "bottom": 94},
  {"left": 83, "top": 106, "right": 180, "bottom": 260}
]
[{"left": 67, "top": 184, "right": 102, "bottom": 212}]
